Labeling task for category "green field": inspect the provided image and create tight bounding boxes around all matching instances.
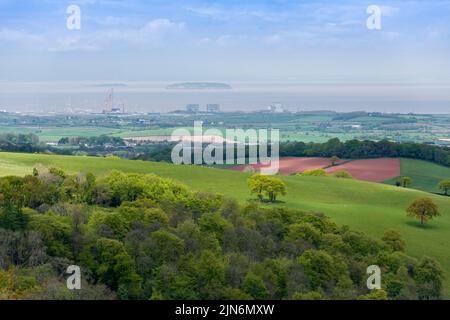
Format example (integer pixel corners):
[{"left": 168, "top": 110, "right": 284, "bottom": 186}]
[
  {"left": 385, "top": 158, "right": 450, "bottom": 194},
  {"left": 1, "top": 151, "right": 450, "bottom": 296},
  {"left": 0, "top": 126, "right": 122, "bottom": 142},
  {"left": 0, "top": 125, "right": 193, "bottom": 142}
]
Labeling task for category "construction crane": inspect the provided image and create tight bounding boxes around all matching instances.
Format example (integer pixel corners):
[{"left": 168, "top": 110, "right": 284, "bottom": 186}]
[
  {"left": 102, "top": 88, "right": 127, "bottom": 114},
  {"left": 103, "top": 88, "right": 114, "bottom": 113}
]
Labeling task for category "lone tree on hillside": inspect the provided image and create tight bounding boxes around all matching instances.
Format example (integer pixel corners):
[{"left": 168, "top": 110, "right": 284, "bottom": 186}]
[
  {"left": 248, "top": 174, "right": 287, "bottom": 203},
  {"left": 438, "top": 179, "right": 450, "bottom": 196},
  {"left": 406, "top": 198, "right": 440, "bottom": 226},
  {"left": 330, "top": 156, "right": 340, "bottom": 166},
  {"left": 399, "top": 176, "right": 412, "bottom": 188}
]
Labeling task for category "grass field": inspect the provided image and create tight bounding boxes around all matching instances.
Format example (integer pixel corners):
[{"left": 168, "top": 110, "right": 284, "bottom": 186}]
[
  {"left": 0, "top": 126, "right": 193, "bottom": 142},
  {"left": 0, "top": 126, "right": 122, "bottom": 142},
  {"left": 385, "top": 158, "right": 450, "bottom": 194},
  {"left": 1, "top": 151, "right": 450, "bottom": 296}
]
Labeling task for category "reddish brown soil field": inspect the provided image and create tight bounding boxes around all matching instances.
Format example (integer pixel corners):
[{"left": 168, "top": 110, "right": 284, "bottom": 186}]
[
  {"left": 326, "top": 158, "right": 401, "bottom": 182},
  {"left": 230, "top": 157, "right": 338, "bottom": 175},
  {"left": 230, "top": 157, "right": 401, "bottom": 183}
]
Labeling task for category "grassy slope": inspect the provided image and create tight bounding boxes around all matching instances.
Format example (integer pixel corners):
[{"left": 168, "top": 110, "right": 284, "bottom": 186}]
[
  {"left": 1, "top": 151, "right": 450, "bottom": 296},
  {"left": 385, "top": 158, "right": 450, "bottom": 194}
]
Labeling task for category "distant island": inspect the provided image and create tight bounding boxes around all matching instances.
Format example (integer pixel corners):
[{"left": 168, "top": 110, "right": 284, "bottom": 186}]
[
  {"left": 166, "top": 82, "right": 232, "bottom": 90},
  {"left": 91, "top": 83, "right": 128, "bottom": 88}
]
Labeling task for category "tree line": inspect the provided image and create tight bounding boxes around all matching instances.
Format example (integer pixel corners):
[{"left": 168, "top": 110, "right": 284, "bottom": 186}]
[
  {"left": 0, "top": 133, "right": 44, "bottom": 153},
  {"left": 280, "top": 138, "right": 450, "bottom": 167},
  {"left": 58, "top": 135, "right": 125, "bottom": 147},
  {"left": 131, "top": 138, "right": 450, "bottom": 168},
  {"left": 2, "top": 133, "right": 449, "bottom": 168}
]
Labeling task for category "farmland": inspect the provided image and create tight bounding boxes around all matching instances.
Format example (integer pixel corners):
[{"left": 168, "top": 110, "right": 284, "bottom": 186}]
[
  {"left": 1, "top": 111, "right": 449, "bottom": 146},
  {"left": 385, "top": 158, "right": 450, "bottom": 193},
  {"left": 231, "top": 157, "right": 402, "bottom": 183},
  {"left": 231, "top": 156, "right": 450, "bottom": 191},
  {"left": 326, "top": 158, "right": 401, "bottom": 182},
  {"left": 1, "top": 151, "right": 450, "bottom": 296},
  {"left": 231, "top": 157, "right": 344, "bottom": 175}
]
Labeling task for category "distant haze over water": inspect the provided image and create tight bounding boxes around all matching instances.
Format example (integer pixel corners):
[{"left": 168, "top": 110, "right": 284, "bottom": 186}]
[{"left": 0, "top": 82, "right": 449, "bottom": 114}]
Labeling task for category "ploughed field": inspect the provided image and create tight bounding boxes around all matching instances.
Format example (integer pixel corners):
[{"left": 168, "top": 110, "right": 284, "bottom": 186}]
[
  {"left": 326, "top": 158, "right": 401, "bottom": 183},
  {"left": 1, "top": 152, "right": 450, "bottom": 296},
  {"left": 230, "top": 157, "right": 450, "bottom": 194},
  {"left": 231, "top": 157, "right": 401, "bottom": 183},
  {"left": 231, "top": 157, "right": 344, "bottom": 175}
]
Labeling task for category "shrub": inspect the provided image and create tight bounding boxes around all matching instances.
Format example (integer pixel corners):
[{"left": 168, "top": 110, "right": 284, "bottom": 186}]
[
  {"left": 332, "top": 170, "right": 353, "bottom": 179},
  {"left": 300, "top": 169, "right": 327, "bottom": 177}
]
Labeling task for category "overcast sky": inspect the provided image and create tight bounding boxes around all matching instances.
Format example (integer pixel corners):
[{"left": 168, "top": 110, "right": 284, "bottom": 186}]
[{"left": 1, "top": 0, "right": 450, "bottom": 83}]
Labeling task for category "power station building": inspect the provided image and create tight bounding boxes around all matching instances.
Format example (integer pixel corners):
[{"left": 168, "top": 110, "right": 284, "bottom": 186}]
[
  {"left": 206, "top": 104, "right": 220, "bottom": 113},
  {"left": 186, "top": 104, "right": 200, "bottom": 113}
]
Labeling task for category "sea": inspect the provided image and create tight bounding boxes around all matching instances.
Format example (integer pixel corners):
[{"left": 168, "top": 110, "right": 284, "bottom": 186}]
[{"left": 0, "top": 81, "right": 449, "bottom": 114}]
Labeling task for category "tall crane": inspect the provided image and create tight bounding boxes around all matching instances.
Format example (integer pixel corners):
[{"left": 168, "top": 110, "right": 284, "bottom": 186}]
[{"left": 103, "top": 88, "right": 114, "bottom": 113}]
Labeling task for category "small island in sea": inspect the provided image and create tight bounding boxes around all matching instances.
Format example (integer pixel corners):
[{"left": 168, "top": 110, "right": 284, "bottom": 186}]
[
  {"left": 91, "top": 83, "right": 128, "bottom": 88},
  {"left": 166, "top": 82, "right": 232, "bottom": 90}
]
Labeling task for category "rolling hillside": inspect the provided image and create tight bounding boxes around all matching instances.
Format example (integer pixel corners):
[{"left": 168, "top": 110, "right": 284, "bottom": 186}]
[
  {"left": 385, "top": 158, "right": 450, "bottom": 194},
  {"left": 1, "top": 151, "right": 450, "bottom": 296}
]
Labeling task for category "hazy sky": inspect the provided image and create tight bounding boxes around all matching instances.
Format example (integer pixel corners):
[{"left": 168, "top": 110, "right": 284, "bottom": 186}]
[{"left": 1, "top": 0, "right": 450, "bottom": 83}]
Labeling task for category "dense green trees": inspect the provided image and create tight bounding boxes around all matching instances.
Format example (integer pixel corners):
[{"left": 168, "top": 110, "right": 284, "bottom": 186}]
[
  {"left": 0, "top": 169, "right": 444, "bottom": 300},
  {"left": 58, "top": 135, "right": 125, "bottom": 147},
  {"left": 415, "top": 257, "right": 444, "bottom": 299},
  {"left": 382, "top": 230, "right": 406, "bottom": 252},
  {"left": 0, "top": 133, "right": 42, "bottom": 153},
  {"left": 0, "top": 177, "right": 30, "bottom": 231},
  {"left": 81, "top": 238, "right": 142, "bottom": 299}
]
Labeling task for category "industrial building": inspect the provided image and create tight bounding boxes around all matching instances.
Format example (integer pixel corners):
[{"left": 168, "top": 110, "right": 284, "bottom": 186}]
[
  {"left": 206, "top": 104, "right": 220, "bottom": 113},
  {"left": 186, "top": 104, "right": 200, "bottom": 113}
]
